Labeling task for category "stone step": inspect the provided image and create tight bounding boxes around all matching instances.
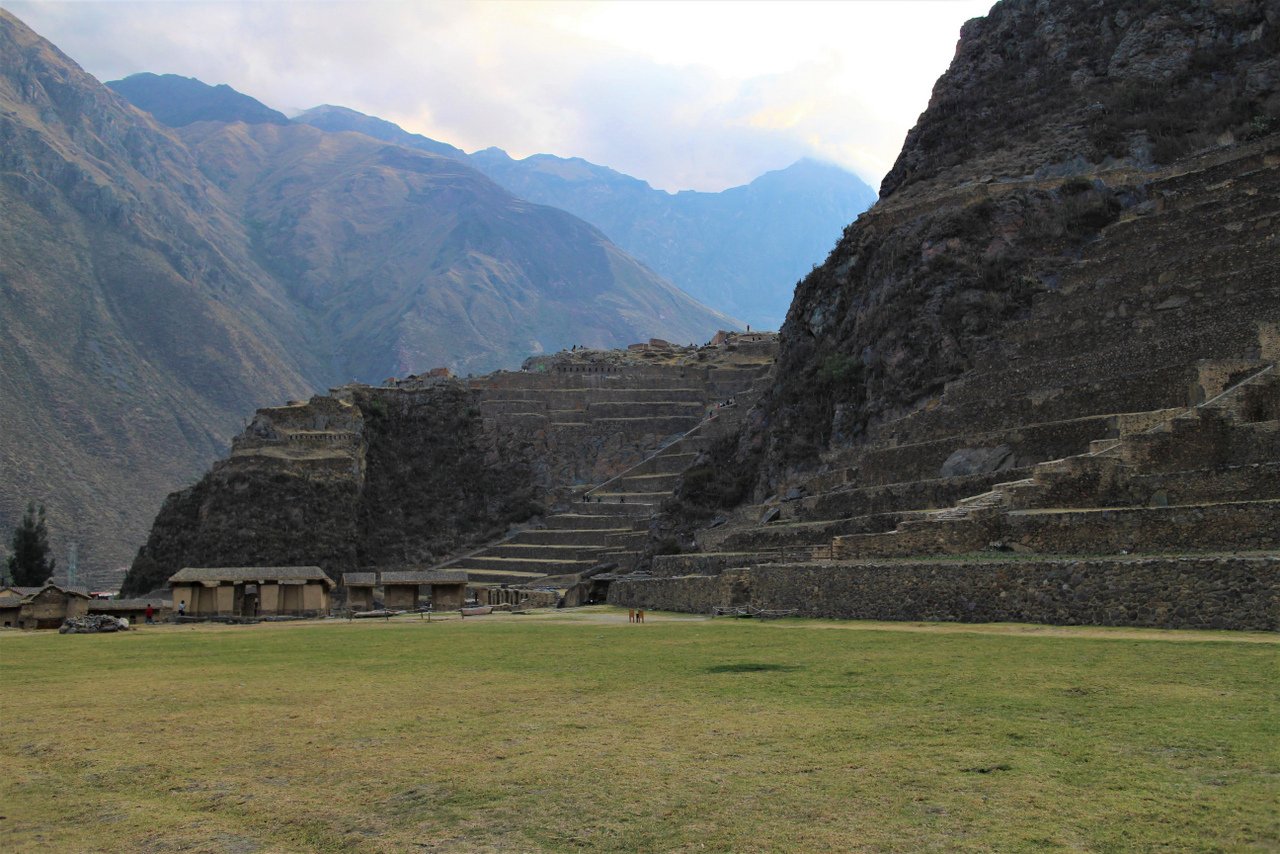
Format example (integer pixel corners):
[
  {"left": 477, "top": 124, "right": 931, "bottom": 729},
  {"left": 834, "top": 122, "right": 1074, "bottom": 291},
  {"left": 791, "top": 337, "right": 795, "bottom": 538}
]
[
  {"left": 544, "top": 513, "right": 645, "bottom": 530},
  {"left": 477, "top": 388, "right": 711, "bottom": 404},
  {"left": 609, "top": 472, "right": 682, "bottom": 493},
  {"left": 480, "top": 399, "right": 548, "bottom": 414},
  {"left": 652, "top": 551, "right": 755, "bottom": 577},
  {"left": 453, "top": 555, "right": 596, "bottom": 575},
  {"left": 598, "top": 550, "right": 644, "bottom": 571},
  {"left": 633, "top": 451, "right": 701, "bottom": 476},
  {"left": 590, "top": 416, "right": 702, "bottom": 434},
  {"left": 787, "top": 466, "right": 1039, "bottom": 524},
  {"left": 718, "top": 511, "right": 924, "bottom": 552},
  {"left": 512, "top": 527, "right": 632, "bottom": 546},
  {"left": 855, "top": 413, "right": 1120, "bottom": 487},
  {"left": 833, "top": 498, "right": 1280, "bottom": 560},
  {"left": 587, "top": 492, "right": 669, "bottom": 505},
  {"left": 585, "top": 401, "right": 706, "bottom": 418},
  {"left": 649, "top": 551, "right": 795, "bottom": 578},
  {"left": 881, "top": 366, "right": 1197, "bottom": 451},
  {"left": 484, "top": 543, "right": 612, "bottom": 561},
  {"left": 605, "top": 531, "right": 650, "bottom": 549},
  {"left": 568, "top": 501, "right": 656, "bottom": 518},
  {"left": 461, "top": 568, "right": 553, "bottom": 585}
]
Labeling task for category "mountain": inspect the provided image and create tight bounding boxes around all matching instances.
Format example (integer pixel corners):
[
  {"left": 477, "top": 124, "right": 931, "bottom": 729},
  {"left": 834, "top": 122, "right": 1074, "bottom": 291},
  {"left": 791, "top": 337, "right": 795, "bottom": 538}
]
[
  {"left": 177, "top": 118, "right": 738, "bottom": 377},
  {"left": 470, "top": 153, "right": 877, "bottom": 330},
  {"left": 296, "top": 103, "right": 876, "bottom": 330},
  {"left": 0, "top": 11, "right": 325, "bottom": 585},
  {"left": 0, "top": 11, "right": 737, "bottom": 585},
  {"left": 106, "top": 72, "right": 289, "bottom": 126},
  {"left": 293, "top": 104, "right": 467, "bottom": 160}
]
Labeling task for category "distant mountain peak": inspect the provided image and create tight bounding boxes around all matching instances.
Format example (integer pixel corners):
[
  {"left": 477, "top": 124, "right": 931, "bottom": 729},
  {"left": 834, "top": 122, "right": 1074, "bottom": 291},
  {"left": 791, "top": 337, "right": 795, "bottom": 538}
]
[
  {"left": 292, "top": 104, "right": 466, "bottom": 160},
  {"left": 107, "top": 72, "right": 289, "bottom": 127},
  {"left": 469, "top": 148, "right": 877, "bottom": 328}
]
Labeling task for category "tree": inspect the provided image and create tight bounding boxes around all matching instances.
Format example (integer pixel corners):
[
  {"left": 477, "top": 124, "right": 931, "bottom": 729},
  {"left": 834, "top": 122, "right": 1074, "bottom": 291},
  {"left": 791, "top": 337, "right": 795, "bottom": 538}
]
[{"left": 6, "top": 502, "right": 56, "bottom": 586}]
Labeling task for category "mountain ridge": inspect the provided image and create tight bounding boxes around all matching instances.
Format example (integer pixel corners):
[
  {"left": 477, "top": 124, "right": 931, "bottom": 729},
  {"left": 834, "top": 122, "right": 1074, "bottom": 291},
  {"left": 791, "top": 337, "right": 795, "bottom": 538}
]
[
  {"left": 468, "top": 148, "right": 877, "bottom": 329},
  {"left": 107, "top": 72, "right": 290, "bottom": 127},
  {"left": 118, "top": 76, "right": 877, "bottom": 329}
]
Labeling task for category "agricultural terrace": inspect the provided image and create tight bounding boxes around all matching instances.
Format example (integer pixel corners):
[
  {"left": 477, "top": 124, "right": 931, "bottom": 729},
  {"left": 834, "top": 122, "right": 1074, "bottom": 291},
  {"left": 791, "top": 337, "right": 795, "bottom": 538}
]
[{"left": 2, "top": 608, "right": 1277, "bottom": 852}]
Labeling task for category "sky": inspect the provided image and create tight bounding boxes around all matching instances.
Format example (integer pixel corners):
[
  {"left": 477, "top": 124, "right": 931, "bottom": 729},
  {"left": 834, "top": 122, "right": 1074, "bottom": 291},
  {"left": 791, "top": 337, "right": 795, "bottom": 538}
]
[{"left": 7, "top": 0, "right": 994, "bottom": 192}]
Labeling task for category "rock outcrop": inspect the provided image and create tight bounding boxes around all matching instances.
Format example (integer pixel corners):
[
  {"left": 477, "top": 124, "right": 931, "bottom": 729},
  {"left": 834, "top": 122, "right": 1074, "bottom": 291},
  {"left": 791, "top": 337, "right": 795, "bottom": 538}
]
[
  {"left": 610, "top": 0, "right": 1280, "bottom": 630},
  {"left": 764, "top": 0, "right": 1278, "bottom": 480}
]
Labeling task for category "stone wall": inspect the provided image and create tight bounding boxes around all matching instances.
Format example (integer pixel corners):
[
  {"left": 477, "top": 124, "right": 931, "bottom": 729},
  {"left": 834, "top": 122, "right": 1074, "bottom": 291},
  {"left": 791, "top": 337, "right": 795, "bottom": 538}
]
[
  {"left": 856, "top": 413, "right": 1129, "bottom": 486},
  {"left": 834, "top": 499, "right": 1280, "bottom": 560},
  {"left": 610, "top": 556, "right": 1280, "bottom": 631}
]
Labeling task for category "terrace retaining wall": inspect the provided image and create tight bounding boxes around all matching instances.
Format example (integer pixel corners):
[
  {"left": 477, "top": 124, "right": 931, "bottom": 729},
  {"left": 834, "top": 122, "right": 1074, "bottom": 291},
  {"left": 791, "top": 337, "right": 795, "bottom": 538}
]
[{"left": 609, "top": 556, "right": 1280, "bottom": 631}]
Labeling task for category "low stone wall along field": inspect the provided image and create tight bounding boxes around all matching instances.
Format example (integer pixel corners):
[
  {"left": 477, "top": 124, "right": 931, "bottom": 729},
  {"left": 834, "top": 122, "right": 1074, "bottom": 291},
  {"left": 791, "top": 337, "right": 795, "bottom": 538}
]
[{"left": 611, "top": 555, "right": 1280, "bottom": 631}]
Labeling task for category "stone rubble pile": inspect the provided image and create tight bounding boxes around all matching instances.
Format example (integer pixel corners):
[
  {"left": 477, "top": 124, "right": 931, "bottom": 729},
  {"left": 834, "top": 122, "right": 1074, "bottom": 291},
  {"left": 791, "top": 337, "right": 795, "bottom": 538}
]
[{"left": 59, "top": 615, "right": 130, "bottom": 634}]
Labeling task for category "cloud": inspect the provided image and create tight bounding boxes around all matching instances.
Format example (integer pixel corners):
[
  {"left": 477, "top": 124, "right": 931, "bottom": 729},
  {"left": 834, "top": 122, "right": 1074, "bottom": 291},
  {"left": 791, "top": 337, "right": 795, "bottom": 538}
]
[{"left": 8, "top": 0, "right": 992, "bottom": 191}]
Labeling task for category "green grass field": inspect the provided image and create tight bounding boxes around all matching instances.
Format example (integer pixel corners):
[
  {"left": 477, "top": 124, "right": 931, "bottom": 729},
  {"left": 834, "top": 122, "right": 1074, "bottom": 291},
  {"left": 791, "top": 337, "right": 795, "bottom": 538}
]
[{"left": 2, "top": 609, "right": 1276, "bottom": 852}]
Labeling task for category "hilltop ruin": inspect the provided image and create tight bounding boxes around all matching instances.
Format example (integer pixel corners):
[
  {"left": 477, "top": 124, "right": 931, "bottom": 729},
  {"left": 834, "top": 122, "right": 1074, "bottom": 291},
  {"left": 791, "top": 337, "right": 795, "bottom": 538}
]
[
  {"left": 125, "top": 0, "right": 1279, "bottom": 630},
  {"left": 122, "top": 333, "right": 777, "bottom": 596}
]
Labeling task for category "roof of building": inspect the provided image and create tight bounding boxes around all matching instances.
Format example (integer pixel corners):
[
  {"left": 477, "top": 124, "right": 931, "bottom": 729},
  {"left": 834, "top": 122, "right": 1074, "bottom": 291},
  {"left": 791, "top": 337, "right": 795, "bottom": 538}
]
[
  {"left": 342, "top": 572, "right": 377, "bottom": 586},
  {"left": 88, "top": 599, "right": 170, "bottom": 612},
  {"left": 0, "top": 585, "right": 42, "bottom": 597},
  {"left": 0, "top": 595, "right": 22, "bottom": 608},
  {"left": 22, "top": 582, "right": 91, "bottom": 600},
  {"left": 380, "top": 570, "right": 469, "bottom": 585},
  {"left": 168, "top": 566, "right": 335, "bottom": 588}
]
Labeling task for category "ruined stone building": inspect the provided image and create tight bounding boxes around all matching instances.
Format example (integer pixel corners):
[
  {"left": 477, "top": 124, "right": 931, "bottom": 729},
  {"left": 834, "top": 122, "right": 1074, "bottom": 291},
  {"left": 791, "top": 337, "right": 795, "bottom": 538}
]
[{"left": 168, "top": 567, "right": 333, "bottom": 618}]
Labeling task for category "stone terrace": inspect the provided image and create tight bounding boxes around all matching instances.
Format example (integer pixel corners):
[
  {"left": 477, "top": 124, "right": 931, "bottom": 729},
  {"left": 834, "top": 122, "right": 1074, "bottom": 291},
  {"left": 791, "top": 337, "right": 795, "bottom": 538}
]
[
  {"left": 425, "top": 334, "right": 777, "bottom": 588},
  {"left": 611, "top": 141, "right": 1280, "bottom": 631}
]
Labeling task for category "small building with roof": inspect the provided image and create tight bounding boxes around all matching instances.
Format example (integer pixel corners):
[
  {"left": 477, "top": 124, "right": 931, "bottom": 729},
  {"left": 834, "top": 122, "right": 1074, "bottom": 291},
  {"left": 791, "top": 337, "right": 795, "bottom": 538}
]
[
  {"left": 168, "top": 567, "right": 334, "bottom": 618},
  {"left": 88, "top": 597, "right": 171, "bottom": 624},
  {"left": 1, "top": 582, "right": 91, "bottom": 629},
  {"left": 342, "top": 572, "right": 378, "bottom": 611},
  {"left": 380, "top": 570, "right": 469, "bottom": 611}
]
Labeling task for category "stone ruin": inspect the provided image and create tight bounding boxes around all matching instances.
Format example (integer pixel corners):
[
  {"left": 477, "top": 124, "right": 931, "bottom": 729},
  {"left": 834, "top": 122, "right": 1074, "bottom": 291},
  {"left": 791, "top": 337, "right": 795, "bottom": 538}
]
[{"left": 60, "top": 614, "right": 130, "bottom": 634}]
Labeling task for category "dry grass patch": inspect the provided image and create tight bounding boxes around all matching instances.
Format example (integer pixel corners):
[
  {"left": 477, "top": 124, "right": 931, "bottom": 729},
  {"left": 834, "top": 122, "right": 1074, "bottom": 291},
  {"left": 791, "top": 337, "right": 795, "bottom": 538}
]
[{"left": 1, "top": 611, "right": 1276, "bottom": 852}]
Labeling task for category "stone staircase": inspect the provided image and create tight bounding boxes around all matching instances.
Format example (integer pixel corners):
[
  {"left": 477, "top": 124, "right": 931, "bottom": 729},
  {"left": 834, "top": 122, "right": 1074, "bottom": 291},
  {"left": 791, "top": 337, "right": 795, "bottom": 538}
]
[
  {"left": 426, "top": 339, "right": 777, "bottom": 589},
  {"left": 428, "top": 430, "right": 704, "bottom": 584}
]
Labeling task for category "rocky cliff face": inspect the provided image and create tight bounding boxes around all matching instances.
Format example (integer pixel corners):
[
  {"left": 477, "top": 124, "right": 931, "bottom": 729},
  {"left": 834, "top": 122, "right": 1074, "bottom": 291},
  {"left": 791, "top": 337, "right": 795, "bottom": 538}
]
[{"left": 757, "top": 0, "right": 1279, "bottom": 487}]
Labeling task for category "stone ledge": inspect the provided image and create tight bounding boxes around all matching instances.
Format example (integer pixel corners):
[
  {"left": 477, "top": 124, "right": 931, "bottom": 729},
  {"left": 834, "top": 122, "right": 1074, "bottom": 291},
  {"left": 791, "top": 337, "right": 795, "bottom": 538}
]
[{"left": 610, "top": 555, "right": 1280, "bottom": 631}]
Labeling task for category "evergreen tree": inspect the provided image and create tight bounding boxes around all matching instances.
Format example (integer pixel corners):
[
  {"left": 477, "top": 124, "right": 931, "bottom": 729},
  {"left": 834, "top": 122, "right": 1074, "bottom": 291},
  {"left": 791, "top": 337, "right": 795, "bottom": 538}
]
[{"left": 6, "top": 502, "right": 56, "bottom": 586}]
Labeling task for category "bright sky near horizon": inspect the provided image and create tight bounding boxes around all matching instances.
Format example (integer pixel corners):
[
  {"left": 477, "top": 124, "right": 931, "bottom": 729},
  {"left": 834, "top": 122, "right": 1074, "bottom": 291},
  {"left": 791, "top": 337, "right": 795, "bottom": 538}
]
[{"left": 7, "top": 0, "right": 994, "bottom": 192}]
